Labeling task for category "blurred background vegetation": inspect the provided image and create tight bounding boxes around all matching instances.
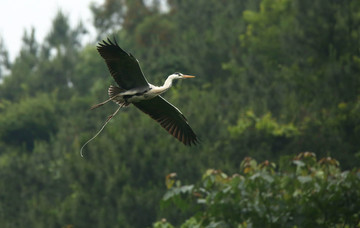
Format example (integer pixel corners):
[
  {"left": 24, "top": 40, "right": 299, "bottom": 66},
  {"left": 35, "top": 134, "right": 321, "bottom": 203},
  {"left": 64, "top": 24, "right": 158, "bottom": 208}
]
[{"left": 0, "top": 0, "right": 359, "bottom": 227}]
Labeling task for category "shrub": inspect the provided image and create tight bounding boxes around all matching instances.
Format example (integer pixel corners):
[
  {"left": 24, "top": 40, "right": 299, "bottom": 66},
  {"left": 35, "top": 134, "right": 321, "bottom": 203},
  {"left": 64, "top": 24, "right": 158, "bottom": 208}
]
[{"left": 157, "top": 153, "right": 360, "bottom": 227}]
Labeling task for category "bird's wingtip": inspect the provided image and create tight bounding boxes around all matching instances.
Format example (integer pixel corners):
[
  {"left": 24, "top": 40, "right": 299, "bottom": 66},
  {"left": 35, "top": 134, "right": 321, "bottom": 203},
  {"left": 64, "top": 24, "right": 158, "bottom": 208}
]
[
  {"left": 184, "top": 135, "right": 199, "bottom": 146},
  {"left": 107, "top": 37, "right": 115, "bottom": 46},
  {"left": 97, "top": 37, "right": 122, "bottom": 52},
  {"left": 113, "top": 37, "right": 119, "bottom": 46}
]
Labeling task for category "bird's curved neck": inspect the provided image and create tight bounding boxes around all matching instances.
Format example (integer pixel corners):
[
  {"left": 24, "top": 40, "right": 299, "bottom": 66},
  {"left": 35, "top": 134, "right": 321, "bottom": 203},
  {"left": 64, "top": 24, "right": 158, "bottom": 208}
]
[
  {"left": 152, "top": 76, "right": 175, "bottom": 94},
  {"left": 163, "top": 76, "right": 175, "bottom": 89}
]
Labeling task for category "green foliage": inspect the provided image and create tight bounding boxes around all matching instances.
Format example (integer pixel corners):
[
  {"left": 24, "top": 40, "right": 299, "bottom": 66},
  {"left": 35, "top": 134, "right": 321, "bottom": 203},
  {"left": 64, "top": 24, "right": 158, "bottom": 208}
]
[
  {"left": 0, "top": 36, "right": 10, "bottom": 78},
  {"left": 228, "top": 110, "right": 299, "bottom": 138},
  {"left": 153, "top": 219, "right": 175, "bottom": 228},
  {"left": 0, "top": 29, "right": 39, "bottom": 100},
  {"left": 0, "top": 0, "right": 360, "bottom": 227},
  {"left": 159, "top": 153, "right": 360, "bottom": 227},
  {"left": 0, "top": 93, "right": 57, "bottom": 150}
]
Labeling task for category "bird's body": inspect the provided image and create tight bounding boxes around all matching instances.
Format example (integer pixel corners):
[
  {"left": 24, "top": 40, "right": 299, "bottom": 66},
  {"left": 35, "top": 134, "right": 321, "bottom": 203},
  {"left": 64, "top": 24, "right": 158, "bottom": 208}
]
[
  {"left": 108, "top": 85, "right": 151, "bottom": 105},
  {"left": 80, "top": 38, "right": 197, "bottom": 155},
  {"left": 104, "top": 74, "right": 189, "bottom": 105}
]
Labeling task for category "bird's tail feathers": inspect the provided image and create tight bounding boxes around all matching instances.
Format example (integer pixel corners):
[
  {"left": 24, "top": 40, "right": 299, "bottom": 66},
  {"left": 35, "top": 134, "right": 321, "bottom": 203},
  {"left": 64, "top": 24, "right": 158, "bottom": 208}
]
[
  {"left": 108, "top": 85, "right": 129, "bottom": 106},
  {"left": 108, "top": 85, "right": 124, "bottom": 97}
]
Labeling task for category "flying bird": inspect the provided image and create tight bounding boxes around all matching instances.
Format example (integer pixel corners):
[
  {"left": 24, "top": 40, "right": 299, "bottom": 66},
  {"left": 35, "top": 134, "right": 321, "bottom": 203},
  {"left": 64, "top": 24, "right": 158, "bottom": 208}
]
[{"left": 80, "top": 38, "right": 198, "bottom": 155}]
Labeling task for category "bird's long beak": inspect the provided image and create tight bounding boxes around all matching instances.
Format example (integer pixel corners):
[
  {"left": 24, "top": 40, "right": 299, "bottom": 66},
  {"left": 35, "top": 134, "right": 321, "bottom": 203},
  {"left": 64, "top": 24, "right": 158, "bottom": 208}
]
[{"left": 182, "top": 75, "right": 195, "bottom": 78}]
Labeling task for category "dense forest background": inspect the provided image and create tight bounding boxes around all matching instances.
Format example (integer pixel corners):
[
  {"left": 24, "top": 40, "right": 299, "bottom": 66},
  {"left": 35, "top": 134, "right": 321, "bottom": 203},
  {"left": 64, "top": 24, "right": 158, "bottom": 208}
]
[{"left": 0, "top": 0, "right": 360, "bottom": 227}]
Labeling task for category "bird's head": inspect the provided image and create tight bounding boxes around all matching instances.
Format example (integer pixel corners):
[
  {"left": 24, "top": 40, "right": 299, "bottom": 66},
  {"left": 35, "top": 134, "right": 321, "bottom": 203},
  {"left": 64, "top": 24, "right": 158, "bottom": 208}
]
[{"left": 170, "top": 72, "right": 196, "bottom": 80}]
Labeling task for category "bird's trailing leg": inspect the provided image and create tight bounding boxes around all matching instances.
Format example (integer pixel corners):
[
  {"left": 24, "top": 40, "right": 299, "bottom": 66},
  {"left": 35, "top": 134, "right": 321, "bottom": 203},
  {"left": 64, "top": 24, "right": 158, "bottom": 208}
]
[
  {"left": 80, "top": 104, "right": 124, "bottom": 157},
  {"left": 90, "top": 100, "right": 108, "bottom": 110},
  {"left": 91, "top": 85, "right": 127, "bottom": 109},
  {"left": 91, "top": 94, "right": 119, "bottom": 110}
]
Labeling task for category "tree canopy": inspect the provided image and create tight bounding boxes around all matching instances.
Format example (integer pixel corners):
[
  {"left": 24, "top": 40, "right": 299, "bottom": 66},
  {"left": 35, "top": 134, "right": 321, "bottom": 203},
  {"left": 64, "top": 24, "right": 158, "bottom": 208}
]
[{"left": 0, "top": 0, "right": 359, "bottom": 227}]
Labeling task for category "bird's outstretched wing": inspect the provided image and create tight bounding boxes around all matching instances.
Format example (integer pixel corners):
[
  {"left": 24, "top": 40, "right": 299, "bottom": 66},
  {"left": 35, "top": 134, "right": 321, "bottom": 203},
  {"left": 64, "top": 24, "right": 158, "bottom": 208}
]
[
  {"left": 97, "top": 38, "right": 149, "bottom": 90},
  {"left": 134, "top": 96, "right": 198, "bottom": 146}
]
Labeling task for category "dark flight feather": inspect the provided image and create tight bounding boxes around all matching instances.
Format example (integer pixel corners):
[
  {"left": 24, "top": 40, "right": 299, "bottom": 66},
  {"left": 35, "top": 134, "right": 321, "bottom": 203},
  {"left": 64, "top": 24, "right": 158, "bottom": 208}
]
[
  {"left": 97, "top": 38, "right": 149, "bottom": 90},
  {"left": 134, "top": 96, "right": 198, "bottom": 146}
]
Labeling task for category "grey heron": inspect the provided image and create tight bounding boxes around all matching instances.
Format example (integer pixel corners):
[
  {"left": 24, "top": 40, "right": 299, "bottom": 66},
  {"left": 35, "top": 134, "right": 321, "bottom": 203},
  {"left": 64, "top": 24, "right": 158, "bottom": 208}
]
[{"left": 80, "top": 38, "right": 198, "bottom": 156}]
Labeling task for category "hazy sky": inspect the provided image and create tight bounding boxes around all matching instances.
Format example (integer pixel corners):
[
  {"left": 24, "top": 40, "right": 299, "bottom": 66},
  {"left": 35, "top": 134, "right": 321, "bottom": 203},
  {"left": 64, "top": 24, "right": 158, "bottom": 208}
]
[{"left": 0, "top": 0, "right": 103, "bottom": 60}]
